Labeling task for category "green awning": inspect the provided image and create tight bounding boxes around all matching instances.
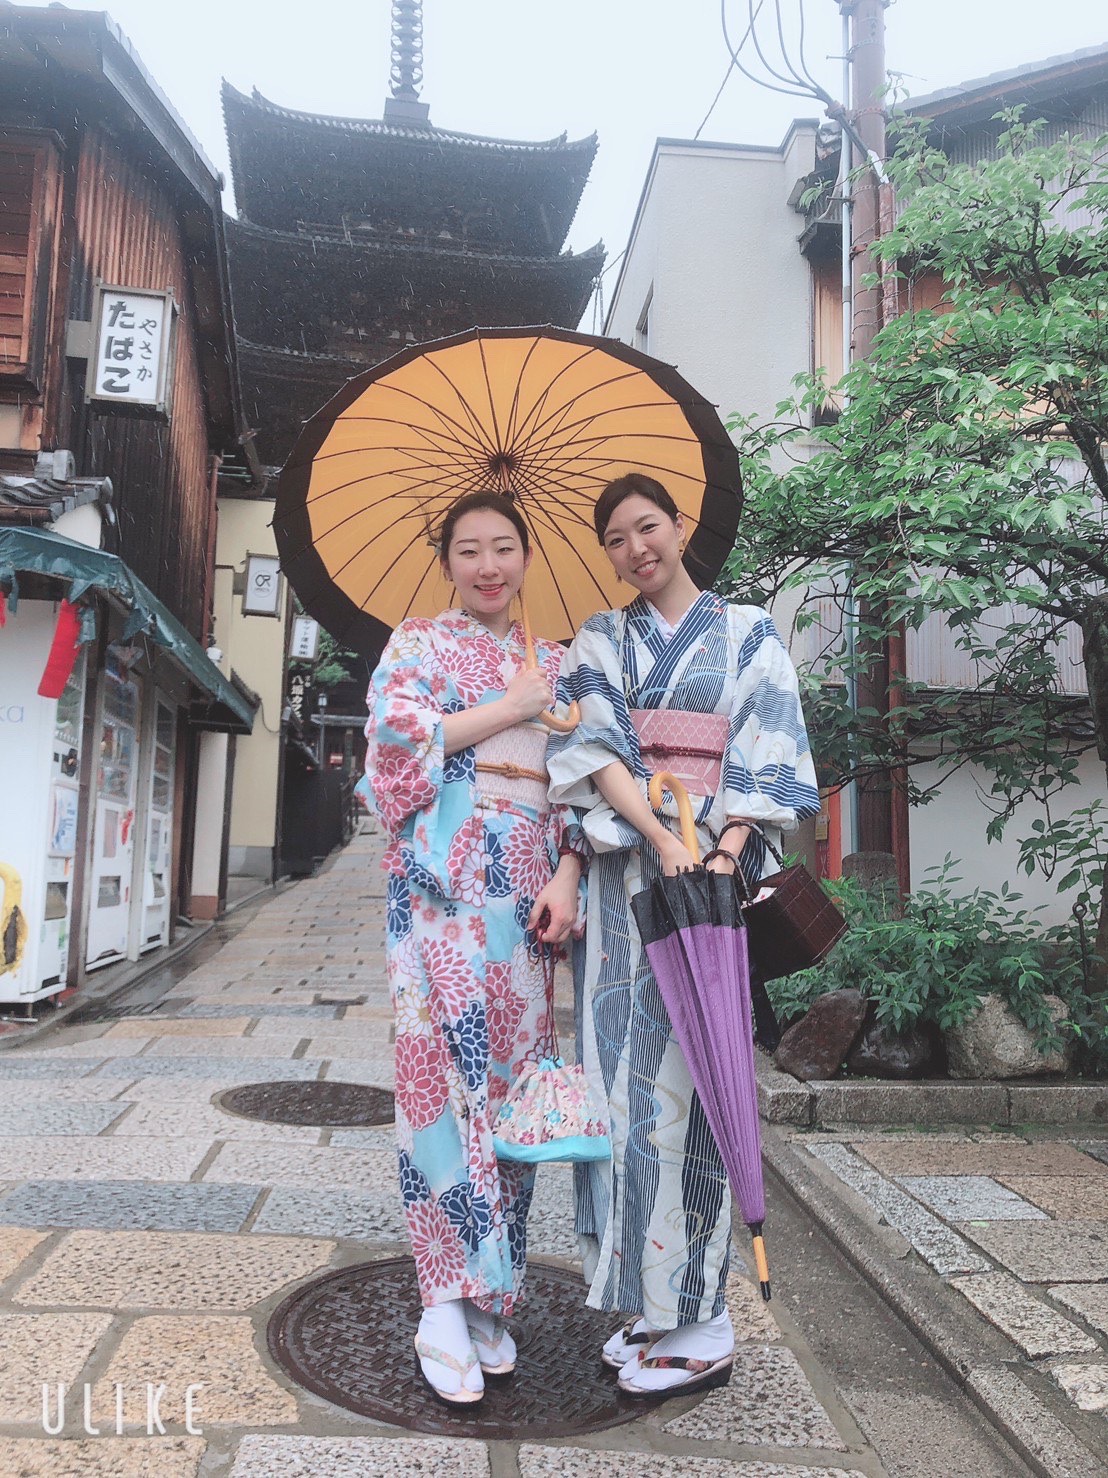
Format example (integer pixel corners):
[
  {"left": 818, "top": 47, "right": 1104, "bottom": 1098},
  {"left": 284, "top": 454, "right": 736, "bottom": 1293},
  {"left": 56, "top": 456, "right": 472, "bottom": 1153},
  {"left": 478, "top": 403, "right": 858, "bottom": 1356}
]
[{"left": 0, "top": 525, "right": 257, "bottom": 734}]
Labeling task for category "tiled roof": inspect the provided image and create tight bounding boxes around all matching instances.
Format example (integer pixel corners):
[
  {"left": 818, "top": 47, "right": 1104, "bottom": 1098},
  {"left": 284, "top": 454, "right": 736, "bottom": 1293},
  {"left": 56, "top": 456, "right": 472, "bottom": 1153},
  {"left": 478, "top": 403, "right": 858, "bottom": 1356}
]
[
  {"left": 0, "top": 471, "right": 114, "bottom": 525},
  {"left": 907, "top": 42, "right": 1108, "bottom": 115},
  {"left": 223, "top": 83, "right": 597, "bottom": 155},
  {"left": 227, "top": 215, "right": 604, "bottom": 270}
]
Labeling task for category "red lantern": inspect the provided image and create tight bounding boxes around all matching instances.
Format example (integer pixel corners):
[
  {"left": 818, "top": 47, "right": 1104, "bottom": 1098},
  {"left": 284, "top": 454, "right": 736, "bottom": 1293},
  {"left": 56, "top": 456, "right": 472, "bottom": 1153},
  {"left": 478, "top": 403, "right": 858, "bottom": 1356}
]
[{"left": 38, "top": 600, "right": 82, "bottom": 699}]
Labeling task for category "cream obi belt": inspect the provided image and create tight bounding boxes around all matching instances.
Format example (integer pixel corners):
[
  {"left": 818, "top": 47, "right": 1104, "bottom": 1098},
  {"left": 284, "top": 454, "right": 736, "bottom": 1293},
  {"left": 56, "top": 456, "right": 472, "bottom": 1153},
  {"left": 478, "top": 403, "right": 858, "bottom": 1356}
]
[
  {"left": 473, "top": 722, "right": 551, "bottom": 813},
  {"left": 631, "top": 709, "right": 730, "bottom": 796}
]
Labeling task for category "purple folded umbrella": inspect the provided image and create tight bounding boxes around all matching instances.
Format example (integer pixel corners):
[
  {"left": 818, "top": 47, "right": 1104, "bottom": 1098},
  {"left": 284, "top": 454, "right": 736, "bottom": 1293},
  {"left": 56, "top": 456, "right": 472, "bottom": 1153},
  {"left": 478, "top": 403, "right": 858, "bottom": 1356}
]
[{"left": 632, "top": 865, "right": 771, "bottom": 1299}]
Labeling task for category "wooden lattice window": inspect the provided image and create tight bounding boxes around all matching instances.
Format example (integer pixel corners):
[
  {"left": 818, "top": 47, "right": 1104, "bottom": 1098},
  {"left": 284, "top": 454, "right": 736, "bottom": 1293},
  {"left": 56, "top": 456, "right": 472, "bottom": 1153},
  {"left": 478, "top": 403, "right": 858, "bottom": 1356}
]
[{"left": 0, "top": 134, "right": 61, "bottom": 391}]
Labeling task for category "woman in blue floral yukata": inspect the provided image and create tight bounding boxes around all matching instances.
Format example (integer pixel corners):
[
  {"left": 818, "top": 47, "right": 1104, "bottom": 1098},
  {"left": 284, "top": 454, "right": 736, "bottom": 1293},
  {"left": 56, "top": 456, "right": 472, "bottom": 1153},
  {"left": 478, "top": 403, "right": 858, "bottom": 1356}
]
[{"left": 365, "top": 491, "right": 586, "bottom": 1406}]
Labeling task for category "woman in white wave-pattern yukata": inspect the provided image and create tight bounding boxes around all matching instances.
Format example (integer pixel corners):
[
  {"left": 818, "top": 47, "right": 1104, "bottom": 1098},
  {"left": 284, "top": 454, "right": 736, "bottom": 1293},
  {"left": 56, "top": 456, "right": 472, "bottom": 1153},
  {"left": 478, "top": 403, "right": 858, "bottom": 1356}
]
[{"left": 546, "top": 473, "right": 820, "bottom": 1399}]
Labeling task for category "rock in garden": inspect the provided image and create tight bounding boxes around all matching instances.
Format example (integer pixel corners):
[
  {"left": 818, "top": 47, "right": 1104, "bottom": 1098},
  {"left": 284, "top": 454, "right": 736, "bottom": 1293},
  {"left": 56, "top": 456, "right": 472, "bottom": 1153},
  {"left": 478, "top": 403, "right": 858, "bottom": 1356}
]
[
  {"left": 774, "top": 988, "right": 867, "bottom": 1081},
  {"left": 847, "top": 1007, "right": 943, "bottom": 1079},
  {"left": 945, "top": 994, "right": 1071, "bottom": 1079}
]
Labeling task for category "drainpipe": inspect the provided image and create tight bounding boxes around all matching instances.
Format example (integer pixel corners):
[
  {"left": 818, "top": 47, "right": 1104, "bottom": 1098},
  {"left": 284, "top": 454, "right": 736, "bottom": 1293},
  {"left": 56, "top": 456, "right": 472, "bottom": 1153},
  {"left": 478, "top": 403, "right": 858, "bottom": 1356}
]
[{"left": 839, "top": 7, "right": 860, "bottom": 857}]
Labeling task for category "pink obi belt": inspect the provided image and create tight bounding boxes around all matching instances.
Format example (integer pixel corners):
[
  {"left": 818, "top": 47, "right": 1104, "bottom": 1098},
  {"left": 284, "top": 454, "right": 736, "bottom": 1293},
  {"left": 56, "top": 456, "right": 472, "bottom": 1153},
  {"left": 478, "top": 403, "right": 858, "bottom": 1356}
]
[
  {"left": 473, "top": 722, "right": 550, "bottom": 813},
  {"left": 631, "top": 709, "right": 729, "bottom": 796}
]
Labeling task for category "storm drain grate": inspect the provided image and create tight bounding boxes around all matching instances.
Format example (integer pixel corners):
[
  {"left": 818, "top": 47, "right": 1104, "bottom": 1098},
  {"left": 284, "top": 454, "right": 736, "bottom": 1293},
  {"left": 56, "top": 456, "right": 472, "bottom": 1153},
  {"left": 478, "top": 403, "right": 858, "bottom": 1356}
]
[
  {"left": 71, "top": 996, "right": 191, "bottom": 1023},
  {"left": 267, "top": 1258, "right": 639, "bottom": 1438},
  {"left": 215, "top": 1080, "right": 394, "bottom": 1127}
]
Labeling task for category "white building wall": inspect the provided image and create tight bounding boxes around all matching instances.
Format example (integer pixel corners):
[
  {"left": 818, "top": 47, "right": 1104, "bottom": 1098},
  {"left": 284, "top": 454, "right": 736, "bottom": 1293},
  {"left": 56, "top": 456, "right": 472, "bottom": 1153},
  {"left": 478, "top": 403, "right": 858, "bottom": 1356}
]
[{"left": 910, "top": 751, "right": 1104, "bottom": 925}]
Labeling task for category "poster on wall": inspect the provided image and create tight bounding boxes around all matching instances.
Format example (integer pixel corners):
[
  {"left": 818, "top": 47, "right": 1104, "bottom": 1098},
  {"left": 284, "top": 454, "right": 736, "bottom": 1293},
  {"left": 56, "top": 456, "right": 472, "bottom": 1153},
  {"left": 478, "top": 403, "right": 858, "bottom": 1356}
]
[{"left": 49, "top": 787, "right": 79, "bottom": 856}]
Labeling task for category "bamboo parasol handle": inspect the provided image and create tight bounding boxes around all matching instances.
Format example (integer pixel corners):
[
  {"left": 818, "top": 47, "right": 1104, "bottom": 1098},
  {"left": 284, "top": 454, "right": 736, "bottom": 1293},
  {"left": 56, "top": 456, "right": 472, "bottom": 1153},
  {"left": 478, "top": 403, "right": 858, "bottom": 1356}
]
[
  {"left": 647, "top": 771, "right": 700, "bottom": 863},
  {"left": 520, "top": 596, "right": 580, "bottom": 734}
]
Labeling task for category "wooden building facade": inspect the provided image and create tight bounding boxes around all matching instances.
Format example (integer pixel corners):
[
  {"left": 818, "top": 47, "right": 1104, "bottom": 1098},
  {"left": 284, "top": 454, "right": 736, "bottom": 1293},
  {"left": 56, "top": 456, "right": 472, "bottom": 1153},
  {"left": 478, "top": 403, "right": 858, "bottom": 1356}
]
[{"left": 0, "top": 5, "right": 256, "bottom": 1006}]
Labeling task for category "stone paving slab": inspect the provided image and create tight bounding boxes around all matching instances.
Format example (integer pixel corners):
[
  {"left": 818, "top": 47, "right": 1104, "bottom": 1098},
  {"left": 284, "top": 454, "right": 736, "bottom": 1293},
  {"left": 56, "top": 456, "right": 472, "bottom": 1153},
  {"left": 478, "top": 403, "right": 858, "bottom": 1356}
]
[
  {"left": 960, "top": 1219, "right": 1108, "bottom": 1282},
  {"left": 317, "top": 1057, "right": 396, "bottom": 1088},
  {"left": 0, "top": 1181, "right": 262, "bottom": 1233},
  {"left": 0, "top": 1438, "right": 206, "bottom": 1476},
  {"left": 897, "top": 1174, "right": 1048, "bottom": 1222},
  {"left": 0, "top": 1102, "right": 130, "bottom": 1136},
  {"left": 326, "top": 1126, "right": 396, "bottom": 1148},
  {"left": 519, "top": 1454, "right": 866, "bottom": 1478},
  {"left": 176, "top": 1002, "right": 342, "bottom": 1020},
  {"left": 806, "top": 1144, "right": 989, "bottom": 1275},
  {"left": 0, "top": 1309, "right": 113, "bottom": 1422},
  {"left": 1049, "top": 1283, "right": 1108, "bottom": 1338},
  {"left": 249, "top": 1015, "right": 386, "bottom": 1040},
  {"left": 203, "top": 1141, "right": 396, "bottom": 1193},
  {"left": 111, "top": 1102, "right": 323, "bottom": 1144},
  {"left": 104, "top": 1018, "right": 253, "bottom": 1038},
  {"left": 0, "top": 1227, "right": 48, "bottom": 1282},
  {"left": 94, "top": 1314, "right": 297, "bottom": 1426},
  {"left": 299, "top": 1037, "right": 399, "bottom": 1061},
  {"left": 251, "top": 1185, "right": 408, "bottom": 1242},
  {"left": 948, "top": 1271, "right": 1099, "bottom": 1357},
  {"left": 1050, "top": 1361, "right": 1108, "bottom": 1412},
  {"left": 21, "top": 1036, "right": 154, "bottom": 1057},
  {"left": 209, "top": 985, "right": 379, "bottom": 1002},
  {"left": 0, "top": 1137, "right": 211, "bottom": 1183},
  {"left": 0, "top": 1078, "right": 133, "bottom": 1101},
  {"left": 662, "top": 1344, "right": 845, "bottom": 1448},
  {"left": 527, "top": 1167, "right": 581, "bottom": 1260},
  {"left": 726, "top": 1269, "right": 782, "bottom": 1342},
  {"left": 92, "top": 1057, "right": 323, "bottom": 1080},
  {"left": 144, "top": 1037, "right": 310, "bottom": 1058},
  {"left": 1083, "top": 1143, "right": 1108, "bottom": 1168},
  {"left": 13, "top": 1229, "right": 336, "bottom": 1311},
  {"left": 230, "top": 1436, "right": 491, "bottom": 1476},
  {"left": 856, "top": 1140, "right": 1102, "bottom": 1179},
  {"left": 999, "top": 1174, "right": 1108, "bottom": 1221},
  {"left": 0, "top": 1057, "right": 131, "bottom": 1077}
]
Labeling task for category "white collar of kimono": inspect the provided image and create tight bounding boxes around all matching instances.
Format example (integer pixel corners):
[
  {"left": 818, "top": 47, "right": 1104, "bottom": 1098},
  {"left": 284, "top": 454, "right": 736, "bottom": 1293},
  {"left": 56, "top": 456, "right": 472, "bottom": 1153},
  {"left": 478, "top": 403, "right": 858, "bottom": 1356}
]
[{"left": 647, "top": 596, "right": 700, "bottom": 643}]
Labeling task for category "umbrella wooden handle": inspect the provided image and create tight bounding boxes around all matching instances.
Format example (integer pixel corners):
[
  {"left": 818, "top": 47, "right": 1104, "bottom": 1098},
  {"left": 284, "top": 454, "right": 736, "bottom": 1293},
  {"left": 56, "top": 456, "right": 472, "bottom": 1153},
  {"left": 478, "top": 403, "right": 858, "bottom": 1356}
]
[
  {"left": 647, "top": 771, "right": 700, "bottom": 863},
  {"left": 520, "top": 596, "right": 580, "bottom": 734}
]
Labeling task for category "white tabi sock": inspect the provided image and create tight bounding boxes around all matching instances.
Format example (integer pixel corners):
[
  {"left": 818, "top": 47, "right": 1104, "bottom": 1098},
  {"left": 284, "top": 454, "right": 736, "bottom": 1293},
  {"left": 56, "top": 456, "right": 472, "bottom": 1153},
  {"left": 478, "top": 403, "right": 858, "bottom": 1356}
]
[
  {"left": 464, "top": 1299, "right": 517, "bottom": 1368},
  {"left": 620, "top": 1309, "right": 734, "bottom": 1392},
  {"left": 416, "top": 1299, "right": 483, "bottom": 1396}
]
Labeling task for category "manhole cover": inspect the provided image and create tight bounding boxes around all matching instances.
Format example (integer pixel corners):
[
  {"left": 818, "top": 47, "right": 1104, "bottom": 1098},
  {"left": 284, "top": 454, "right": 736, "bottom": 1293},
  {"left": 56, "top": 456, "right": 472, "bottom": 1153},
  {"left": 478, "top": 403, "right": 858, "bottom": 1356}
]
[
  {"left": 268, "top": 1259, "right": 639, "bottom": 1437},
  {"left": 216, "top": 1081, "right": 394, "bottom": 1127}
]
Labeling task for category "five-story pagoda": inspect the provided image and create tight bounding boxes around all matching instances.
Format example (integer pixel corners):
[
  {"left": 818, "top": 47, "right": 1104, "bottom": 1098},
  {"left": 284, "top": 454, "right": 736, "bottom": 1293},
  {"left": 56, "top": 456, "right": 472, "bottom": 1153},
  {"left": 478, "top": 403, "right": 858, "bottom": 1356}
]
[{"left": 223, "top": 1, "right": 603, "bottom": 470}]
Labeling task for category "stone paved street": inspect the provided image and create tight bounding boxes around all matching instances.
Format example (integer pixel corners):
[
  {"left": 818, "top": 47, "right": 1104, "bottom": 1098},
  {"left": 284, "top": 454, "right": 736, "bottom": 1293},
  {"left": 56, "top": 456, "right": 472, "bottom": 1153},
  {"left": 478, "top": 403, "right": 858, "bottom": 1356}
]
[{"left": 0, "top": 833, "right": 1083, "bottom": 1475}]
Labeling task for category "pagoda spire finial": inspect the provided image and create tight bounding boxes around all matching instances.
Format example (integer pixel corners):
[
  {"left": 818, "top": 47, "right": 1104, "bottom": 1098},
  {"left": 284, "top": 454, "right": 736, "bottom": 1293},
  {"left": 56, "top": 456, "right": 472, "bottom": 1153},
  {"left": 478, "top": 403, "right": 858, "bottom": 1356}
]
[{"left": 384, "top": 1, "right": 431, "bottom": 123}]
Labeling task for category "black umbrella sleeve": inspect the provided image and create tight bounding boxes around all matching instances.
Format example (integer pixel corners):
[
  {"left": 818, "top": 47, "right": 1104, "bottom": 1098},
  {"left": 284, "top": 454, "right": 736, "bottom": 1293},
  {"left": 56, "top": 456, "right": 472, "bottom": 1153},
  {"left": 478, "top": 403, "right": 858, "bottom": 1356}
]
[{"left": 630, "top": 868, "right": 746, "bottom": 944}]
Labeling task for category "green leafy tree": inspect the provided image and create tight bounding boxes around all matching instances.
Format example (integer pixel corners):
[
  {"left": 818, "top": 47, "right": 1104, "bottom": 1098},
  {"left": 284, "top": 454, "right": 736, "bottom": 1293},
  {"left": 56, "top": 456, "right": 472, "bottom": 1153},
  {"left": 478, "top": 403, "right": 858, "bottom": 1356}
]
[{"left": 726, "top": 117, "right": 1108, "bottom": 978}]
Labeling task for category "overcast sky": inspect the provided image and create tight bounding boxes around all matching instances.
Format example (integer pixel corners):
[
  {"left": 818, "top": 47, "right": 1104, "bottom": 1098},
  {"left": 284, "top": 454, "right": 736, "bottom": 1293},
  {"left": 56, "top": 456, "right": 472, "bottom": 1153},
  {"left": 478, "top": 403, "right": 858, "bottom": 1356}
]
[{"left": 31, "top": 0, "right": 1108, "bottom": 302}]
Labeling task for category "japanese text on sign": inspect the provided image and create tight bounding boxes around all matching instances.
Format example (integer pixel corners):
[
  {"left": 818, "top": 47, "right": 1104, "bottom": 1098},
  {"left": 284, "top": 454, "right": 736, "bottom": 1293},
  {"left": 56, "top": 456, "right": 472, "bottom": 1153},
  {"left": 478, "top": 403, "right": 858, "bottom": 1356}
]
[{"left": 90, "top": 288, "right": 174, "bottom": 408}]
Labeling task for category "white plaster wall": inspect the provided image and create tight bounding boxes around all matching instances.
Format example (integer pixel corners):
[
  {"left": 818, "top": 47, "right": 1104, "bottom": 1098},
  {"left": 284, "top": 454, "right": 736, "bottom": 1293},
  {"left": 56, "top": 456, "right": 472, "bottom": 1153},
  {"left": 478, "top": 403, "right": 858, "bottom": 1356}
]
[
  {"left": 607, "top": 137, "right": 815, "bottom": 453},
  {"left": 49, "top": 504, "right": 104, "bottom": 549},
  {"left": 214, "top": 497, "right": 285, "bottom": 872},
  {"left": 908, "top": 751, "right": 1105, "bottom": 924},
  {"left": 191, "top": 730, "right": 228, "bottom": 900},
  {"left": 606, "top": 137, "right": 815, "bottom": 651}
]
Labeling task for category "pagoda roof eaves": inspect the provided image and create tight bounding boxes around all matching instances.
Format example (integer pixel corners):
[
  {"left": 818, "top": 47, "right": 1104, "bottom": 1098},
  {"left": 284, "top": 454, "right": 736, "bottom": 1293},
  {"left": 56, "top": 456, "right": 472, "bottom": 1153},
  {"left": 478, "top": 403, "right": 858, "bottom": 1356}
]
[
  {"left": 227, "top": 215, "right": 604, "bottom": 271},
  {"left": 222, "top": 81, "right": 598, "bottom": 158}
]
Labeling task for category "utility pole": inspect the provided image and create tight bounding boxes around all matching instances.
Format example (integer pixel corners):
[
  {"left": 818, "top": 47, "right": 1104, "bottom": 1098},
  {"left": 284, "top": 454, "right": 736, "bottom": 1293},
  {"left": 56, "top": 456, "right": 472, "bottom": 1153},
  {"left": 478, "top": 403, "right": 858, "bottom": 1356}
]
[{"left": 838, "top": 0, "right": 911, "bottom": 896}]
